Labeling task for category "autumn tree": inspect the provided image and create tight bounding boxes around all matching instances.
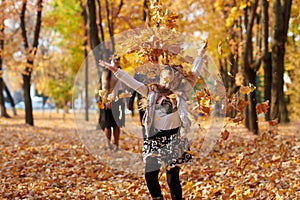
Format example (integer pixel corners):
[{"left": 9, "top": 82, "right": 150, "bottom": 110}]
[
  {"left": 270, "top": 0, "right": 292, "bottom": 123},
  {"left": 242, "top": 0, "right": 259, "bottom": 134},
  {"left": 81, "top": 0, "right": 89, "bottom": 120},
  {"left": 285, "top": 1, "right": 300, "bottom": 120},
  {"left": 0, "top": 2, "right": 23, "bottom": 110},
  {"left": 0, "top": 0, "right": 10, "bottom": 118},
  {"left": 20, "top": 0, "right": 43, "bottom": 125},
  {"left": 0, "top": 0, "right": 18, "bottom": 117},
  {"left": 86, "top": 0, "right": 128, "bottom": 62},
  {"left": 189, "top": 0, "right": 261, "bottom": 133},
  {"left": 34, "top": 0, "right": 85, "bottom": 114},
  {"left": 261, "top": 0, "right": 271, "bottom": 121}
]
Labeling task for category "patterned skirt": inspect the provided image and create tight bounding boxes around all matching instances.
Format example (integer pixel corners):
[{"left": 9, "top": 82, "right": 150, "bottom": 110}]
[{"left": 142, "top": 127, "right": 192, "bottom": 168}]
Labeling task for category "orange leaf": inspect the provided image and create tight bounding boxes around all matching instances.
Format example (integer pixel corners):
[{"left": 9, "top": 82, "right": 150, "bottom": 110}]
[
  {"left": 232, "top": 114, "right": 244, "bottom": 123},
  {"left": 221, "top": 129, "right": 230, "bottom": 140},
  {"left": 240, "top": 85, "right": 251, "bottom": 94},
  {"left": 256, "top": 100, "right": 269, "bottom": 114},
  {"left": 200, "top": 105, "right": 211, "bottom": 115},
  {"left": 269, "top": 119, "right": 278, "bottom": 126}
]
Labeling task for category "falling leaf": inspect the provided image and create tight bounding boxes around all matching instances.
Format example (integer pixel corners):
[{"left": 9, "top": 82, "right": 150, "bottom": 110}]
[
  {"left": 221, "top": 129, "right": 230, "bottom": 140},
  {"left": 249, "top": 83, "right": 256, "bottom": 92},
  {"left": 232, "top": 114, "right": 245, "bottom": 123},
  {"left": 199, "top": 105, "right": 211, "bottom": 115},
  {"left": 227, "top": 71, "right": 234, "bottom": 78},
  {"left": 240, "top": 85, "right": 252, "bottom": 95},
  {"left": 256, "top": 100, "right": 269, "bottom": 114},
  {"left": 269, "top": 119, "right": 278, "bottom": 126},
  {"left": 218, "top": 41, "right": 222, "bottom": 55}
]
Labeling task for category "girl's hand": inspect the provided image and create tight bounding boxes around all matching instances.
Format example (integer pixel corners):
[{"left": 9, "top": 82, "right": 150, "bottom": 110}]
[
  {"left": 197, "top": 39, "right": 208, "bottom": 56},
  {"left": 99, "top": 59, "right": 118, "bottom": 73}
]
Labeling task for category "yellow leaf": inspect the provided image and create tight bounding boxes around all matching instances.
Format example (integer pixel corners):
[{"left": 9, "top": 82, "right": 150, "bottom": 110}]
[
  {"left": 226, "top": 7, "right": 238, "bottom": 27},
  {"left": 185, "top": 181, "right": 193, "bottom": 188},
  {"left": 261, "top": 163, "right": 270, "bottom": 169},
  {"left": 240, "top": 85, "right": 251, "bottom": 94},
  {"left": 214, "top": 0, "right": 223, "bottom": 11},
  {"left": 239, "top": 1, "right": 248, "bottom": 9}
]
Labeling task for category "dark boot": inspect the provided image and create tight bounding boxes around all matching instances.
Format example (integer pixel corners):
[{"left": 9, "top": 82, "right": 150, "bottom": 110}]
[
  {"left": 145, "top": 170, "right": 162, "bottom": 198},
  {"left": 167, "top": 166, "right": 182, "bottom": 200}
]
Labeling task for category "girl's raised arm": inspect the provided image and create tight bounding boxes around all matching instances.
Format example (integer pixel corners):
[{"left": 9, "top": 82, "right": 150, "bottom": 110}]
[
  {"left": 99, "top": 59, "right": 148, "bottom": 97},
  {"left": 191, "top": 40, "right": 208, "bottom": 80}
]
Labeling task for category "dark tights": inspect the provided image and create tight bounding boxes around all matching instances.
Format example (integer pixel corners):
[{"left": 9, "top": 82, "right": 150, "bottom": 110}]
[{"left": 145, "top": 157, "right": 182, "bottom": 200}]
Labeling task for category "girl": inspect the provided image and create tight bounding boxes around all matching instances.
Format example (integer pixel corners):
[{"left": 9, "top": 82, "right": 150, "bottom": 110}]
[{"left": 99, "top": 42, "right": 207, "bottom": 200}]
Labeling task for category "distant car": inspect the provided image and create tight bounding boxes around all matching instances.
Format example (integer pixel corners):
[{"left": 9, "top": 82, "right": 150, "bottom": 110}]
[
  {"left": 14, "top": 100, "right": 55, "bottom": 110},
  {"left": 15, "top": 101, "right": 25, "bottom": 109},
  {"left": 32, "top": 96, "right": 44, "bottom": 109},
  {"left": 4, "top": 101, "right": 12, "bottom": 108}
]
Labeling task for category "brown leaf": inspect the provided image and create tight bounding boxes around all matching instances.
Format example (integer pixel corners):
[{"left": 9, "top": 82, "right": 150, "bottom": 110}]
[
  {"left": 232, "top": 114, "right": 244, "bottom": 123},
  {"left": 199, "top": 105, "right": 211, "bottom": 115},
  {"left": 256, "top": 100, "right": 269, "bottom": 114},
  {"left": 221, "top": 129, "right": 230, "bottom": 140},
  {"left": 269, "top": 119, "right": 278, "bottom": 126}
]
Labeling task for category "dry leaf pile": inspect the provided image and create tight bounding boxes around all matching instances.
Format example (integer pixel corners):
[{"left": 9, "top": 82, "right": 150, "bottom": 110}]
[{"left": 0, "top": 112, "right": 299, "bottom": 199}]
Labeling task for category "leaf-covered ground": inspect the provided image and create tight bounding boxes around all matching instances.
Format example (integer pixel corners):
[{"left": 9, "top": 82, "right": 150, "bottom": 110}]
[{"left": 0, "top": 111, "right": 300, "bottom": 199}]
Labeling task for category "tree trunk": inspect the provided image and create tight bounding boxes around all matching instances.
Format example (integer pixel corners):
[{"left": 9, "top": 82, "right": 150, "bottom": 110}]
[
  {"left": 243, "top": 0, "right": 259, "bottom": 134},
  {"left": 88, "top": 0, "right": 101, "bottom": 50},
  {"left": 263, "top": 52, "right": 272, "bottom": 120},
  {"left": 96, "top": 0, "right": 105, "bottom": 43},
  {"left": 23, "top": 74, "right": 33, "bottom": 125},
  {"left": 248, "top": 69, "right": 258, "bottom": 133},
  {"left": 0, "top": 10, "right": 10, "bottom": 118},
  {"left": 261, "top": 0, "right": 271, "bottom": 120},
  {"left": 0, "top": 79, "right": 11, "bottom": 118},
  {"left": 143, "top": 0, "right": 151, "bottom": 26},
  {"left": 270, "top": 0, "right": 291, "bottom": 123},
  {"left": 20, "top": 0, "right": 43, "bottom": 125},
  {"left": 227, "top": 45, "right": 239, "bottom": 119},
  {"left": 81, "top": 1, "right": 89, "bottom": 121},
  {"left": 3, "top": 81, "right": 17, "bottom": 116},
  {"left": 228, "top": 54, "right": 239, "bottom": 95},
  {"left": 87, "top": 0, "right": 109, "bottom": 69}
]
